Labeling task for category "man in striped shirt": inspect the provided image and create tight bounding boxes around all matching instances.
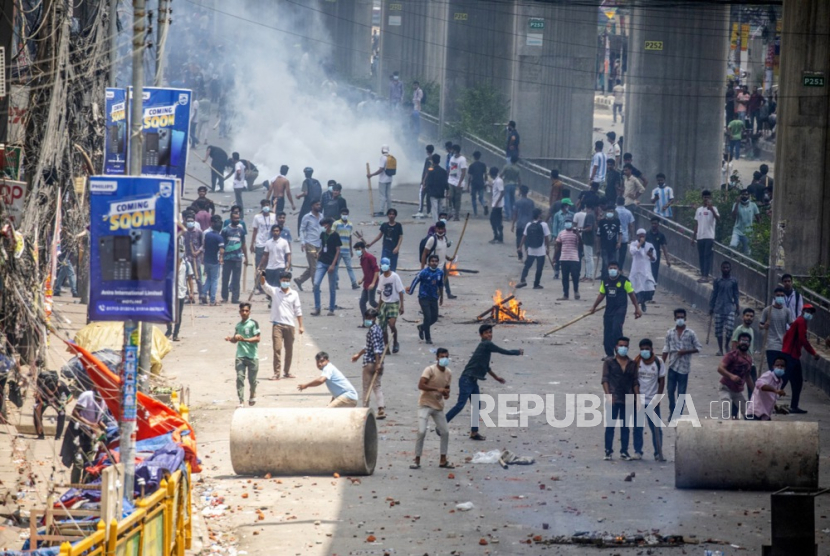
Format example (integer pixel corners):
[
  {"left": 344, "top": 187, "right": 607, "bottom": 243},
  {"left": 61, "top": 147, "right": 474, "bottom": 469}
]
[
  {"left": 651, "top": 174, "right": 674, "bottom": 218},
  {"left": 555, "top": 214, "right": 582, "bottom": 300},
  {"left": 352, "top": 308, "right": 387, "bottom": 419},
  {"left": 590, "top": 141, "right": 607, "bottom": 185}
]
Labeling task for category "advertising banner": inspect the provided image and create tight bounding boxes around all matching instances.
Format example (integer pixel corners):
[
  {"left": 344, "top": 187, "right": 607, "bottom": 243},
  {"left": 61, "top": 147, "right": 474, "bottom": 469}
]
[
  {"left": 134, "top": 87, "right": 192, "bottom": 187},
  {"left": 88, "top": 176, "right": 178, "bottom": 322},
  {"left": 0, "top": 178, "right": 26, "bottom": 224},
  {"left": 104, "top": 88, "right": 129, "bottom": 175}
]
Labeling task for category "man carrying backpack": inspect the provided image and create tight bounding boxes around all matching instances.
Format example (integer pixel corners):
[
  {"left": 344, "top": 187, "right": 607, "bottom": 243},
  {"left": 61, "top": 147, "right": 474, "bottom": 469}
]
[
  {"left": 367, "top": 145, "right": 396, "bottom": 217},
  {"left": 420, "top": 221, "right": 457, "bottom": 300},
  {"left": 516, "top": 208, "right": 551, "bottom": 289}
]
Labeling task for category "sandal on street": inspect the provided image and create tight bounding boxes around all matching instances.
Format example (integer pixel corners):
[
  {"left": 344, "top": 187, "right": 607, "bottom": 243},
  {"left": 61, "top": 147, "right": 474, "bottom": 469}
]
[
  {"left": 268, "top": 375, "right": 281, "bottom": 381},
  {"left": 439, "top": 461, "right": 456, "bottom": 469},
  {"left": 469, "top": 433, "right": 486, "bottom": 441},
  {"left": 409, "top": 463, "right": 421, "bottom": 470},
  {"left": 283, "top": 373, "right": 296, "bottom": 379}
]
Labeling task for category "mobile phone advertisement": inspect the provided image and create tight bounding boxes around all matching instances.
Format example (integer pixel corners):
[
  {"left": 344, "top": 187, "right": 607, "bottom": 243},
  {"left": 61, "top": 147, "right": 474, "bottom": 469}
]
[
  {"left": 102, "top": 87, "right": 192, "bottom": 188},
  {"left": 89, "top": 176, "right": 178, "bottom": 322}
]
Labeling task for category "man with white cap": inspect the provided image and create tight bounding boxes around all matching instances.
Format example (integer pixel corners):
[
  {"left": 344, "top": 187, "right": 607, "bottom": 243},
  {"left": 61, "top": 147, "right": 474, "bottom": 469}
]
[
  {"left": 629, "top": 228, "right": 657, "bottom": 313},
  {"left": 368, "top": 146, "right": 395, "bottom": 217}
]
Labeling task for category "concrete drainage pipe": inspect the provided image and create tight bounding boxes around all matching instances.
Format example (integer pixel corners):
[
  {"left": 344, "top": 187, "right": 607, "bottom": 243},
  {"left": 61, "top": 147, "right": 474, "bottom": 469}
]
[{"left": 230, "top": 408, "right": 378, "bottom": 476}]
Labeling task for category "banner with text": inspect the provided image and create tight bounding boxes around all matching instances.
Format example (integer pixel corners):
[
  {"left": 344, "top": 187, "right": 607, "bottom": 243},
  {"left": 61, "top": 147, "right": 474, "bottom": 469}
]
[
  {"left": 103, "top": 88, "right": 129, "bottom": 175},
  {"left": 88, "top": 176, "right": 178, "bottom": 322}
]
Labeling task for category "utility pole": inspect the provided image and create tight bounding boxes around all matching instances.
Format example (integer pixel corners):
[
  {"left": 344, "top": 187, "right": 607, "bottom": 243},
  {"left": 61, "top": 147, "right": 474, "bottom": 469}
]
[
  {"left": 155, "top": 0, "right": 169, "bottom": 86},
  {"left": 0, "top": 0, "right": 15, "bottom": 145},
  {"left": 123, "top": 0, "right": 147, "bottom": 502},
  {"left": 109, "top": 0, "right": 118, "bottom": 87}
]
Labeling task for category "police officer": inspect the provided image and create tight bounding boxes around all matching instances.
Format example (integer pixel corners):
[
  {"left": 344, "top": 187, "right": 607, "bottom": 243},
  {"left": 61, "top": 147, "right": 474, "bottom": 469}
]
[{"left": 589, "top": 260, "right": 642, "bottom": 358}]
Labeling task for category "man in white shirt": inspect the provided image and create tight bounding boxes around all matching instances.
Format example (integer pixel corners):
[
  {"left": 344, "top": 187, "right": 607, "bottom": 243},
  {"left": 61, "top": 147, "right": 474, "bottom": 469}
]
[
  {"left": 590, "top": 141, "right": 607, "bottom": 185},
  {"left": 231, "top": 151, "right": 246, "bottom": 211},
  {"left": 651, "top": 173, "right": 674, "bottom": 218},
  {"left": 377, "top": 257, "right": 405, "bottom": 353},
  {"left": 367, "top": 145, "right": 394, "bottom": 217},
  {"left": 633, "top": 338, "right": 667, "bottom": 461},
  {"left": 299, "top": 352, "right": 359, "bottom": 408},
  {"left": 261, "top": 270, "right": 304, "bottom": 380},
  {"left": 612, "top": 80, "right": 625, "bottom": 123},
  {"left": 691, "top": 189, "right": 720, "bottom": 282},
  {"left": 605, "top": 132, "right": 621, "bottom": 166},
  {"left": 489, "top": 166, "right": 505, "bottom": 243},
  {"left": 447, "top": 144, "right": 468, "bottom": 221},
  {"left": 412, "top": 81, "right": 424, "bottom": 112},
  {"left": 258, "top": 224, "right": 292, "bottom": 287},
  {"left": 250, "top": 200, "right": 277, "bottom": 293}
]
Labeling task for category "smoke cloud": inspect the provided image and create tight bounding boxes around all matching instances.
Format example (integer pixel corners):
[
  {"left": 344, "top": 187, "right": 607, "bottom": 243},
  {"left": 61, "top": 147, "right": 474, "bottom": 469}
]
[{"left": 169, "top": 0, "right": 421, "bottom": 191}]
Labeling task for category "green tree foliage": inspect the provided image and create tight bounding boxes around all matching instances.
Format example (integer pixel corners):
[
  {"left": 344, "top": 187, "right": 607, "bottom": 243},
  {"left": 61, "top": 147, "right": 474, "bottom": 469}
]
[{"left": 456, "top": 83, "right": 510, "bottom": 146}]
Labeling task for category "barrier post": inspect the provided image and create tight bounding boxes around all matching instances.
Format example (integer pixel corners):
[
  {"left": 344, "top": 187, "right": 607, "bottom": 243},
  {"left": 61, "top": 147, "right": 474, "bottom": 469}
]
[
  {"left": 106, "top": 518, "right": 118, "bottom": 556},
  {"left": 59, "top": 541, "right": 72, "bottom": 556},
  {"left": 163, "top": 477, "right": 174, "bottom": 550}
]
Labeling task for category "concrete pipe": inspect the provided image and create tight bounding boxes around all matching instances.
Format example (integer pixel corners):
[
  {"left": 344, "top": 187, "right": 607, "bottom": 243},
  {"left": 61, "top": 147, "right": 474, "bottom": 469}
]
[
  {"left": 675, "top": 420, "right": 819, "bottom": 490},
  {"left": 230, "top": 408, "right": 377, "bottom": 476}
]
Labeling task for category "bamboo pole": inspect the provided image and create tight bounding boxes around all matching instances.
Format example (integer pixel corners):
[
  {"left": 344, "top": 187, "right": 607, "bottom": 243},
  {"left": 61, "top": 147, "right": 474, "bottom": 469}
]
[
  {"left": 365, "top": 163, "right": 375, "bottom": 216},
  {"left": 543, "top": 305, "right": 605, "bottom": 337}
]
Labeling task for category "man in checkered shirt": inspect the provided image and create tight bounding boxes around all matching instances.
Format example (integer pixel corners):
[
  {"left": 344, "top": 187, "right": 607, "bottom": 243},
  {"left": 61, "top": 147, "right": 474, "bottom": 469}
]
[
  {"left": 662, "top": 308, "right": 702, "bottom": 418},
  {"left": 352, "top": 308, "right": 387, "bottom": 419}
]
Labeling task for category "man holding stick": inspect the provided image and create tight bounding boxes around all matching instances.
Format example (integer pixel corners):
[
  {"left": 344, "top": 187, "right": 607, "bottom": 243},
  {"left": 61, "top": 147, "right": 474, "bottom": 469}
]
[
  {"left": 352, "top": 308, "right": 387, "bottom": 419},
  {"left": 590, "top": 261, "right": 642, "bottom": 358}
]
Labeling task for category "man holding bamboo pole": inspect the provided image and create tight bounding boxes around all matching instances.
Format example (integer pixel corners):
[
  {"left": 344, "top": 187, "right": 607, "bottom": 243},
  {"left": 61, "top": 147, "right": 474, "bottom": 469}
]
[{"left": 589, "top": 261, "right": 642, "bottom": 358}]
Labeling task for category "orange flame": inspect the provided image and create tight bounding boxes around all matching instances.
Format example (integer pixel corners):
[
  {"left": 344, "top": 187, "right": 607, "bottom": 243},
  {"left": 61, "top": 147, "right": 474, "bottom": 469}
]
[
  {"left": 492, "top": 289, "right": 526, "bottom": 322},
  {"left": 446, "top": 260, "right": 460, "bottom": 276}
]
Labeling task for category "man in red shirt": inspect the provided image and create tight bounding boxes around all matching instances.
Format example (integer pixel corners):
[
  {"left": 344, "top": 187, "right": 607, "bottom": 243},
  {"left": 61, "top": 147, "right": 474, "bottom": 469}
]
[
  {"left": 781, "top": 304, "right": 820, "bottom": 414},
  {"left": 355, "top": 241, "right": 379, "bottom": 327}
]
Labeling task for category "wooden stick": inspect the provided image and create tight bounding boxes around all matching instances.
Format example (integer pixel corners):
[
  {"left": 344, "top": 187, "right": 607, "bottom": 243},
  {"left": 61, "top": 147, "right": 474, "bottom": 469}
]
[
  {"left": 391, "top": 199, "right": 420, "bottom": 206},
  {"left": 757, "top": 326, "right": 770, "bottom": 373},
  {"left": 543, "top": 305, "right": 605, "bottom": 337},
  {"left": 500, "top": 306, "right": 523, "bottom": 321},
  {"left": 706, "top": 314, "right": 713, "bottom": 345},
  {"left": 365, "top": 163, "right": 375, "bottom": 216},
  {"left": 448, "top": 213, "right": 470, "bottom": 262},
  {"left": 497, "top": 294, "right": 516, "bottom": 307},
  {"left": 475, "top": 296, "right": 515, "bottom": 320},
  {"left": 243, "top": 263, "right": 249, "bottom": 294},
  {"left": 363, "top": 343, "right": 390, "bottom": 407}
]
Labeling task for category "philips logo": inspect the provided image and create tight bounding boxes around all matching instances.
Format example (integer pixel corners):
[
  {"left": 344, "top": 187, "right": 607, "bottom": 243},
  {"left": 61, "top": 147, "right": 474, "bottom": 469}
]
[{"left": 90, "top": 180, "right": 118, "bottom": 193}]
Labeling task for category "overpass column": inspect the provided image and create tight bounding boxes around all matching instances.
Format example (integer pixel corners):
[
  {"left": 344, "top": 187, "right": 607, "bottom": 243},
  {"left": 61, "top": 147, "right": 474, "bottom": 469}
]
[
  {"left": 624, "top": 5, "right": 728, "bottom": 197},
  {"left": 769, "top": 0, "right": 830, "bottom": 278}
]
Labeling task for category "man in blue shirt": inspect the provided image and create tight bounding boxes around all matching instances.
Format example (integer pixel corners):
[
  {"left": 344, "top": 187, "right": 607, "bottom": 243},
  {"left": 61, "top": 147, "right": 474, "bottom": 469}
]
[
  {"left": 299, "top": 352, "right": 359, "bottom": 408},
  {"left": 615, "top": 197, "right": 635, "bottom": 269},
  {"left": 202, "top": 215, "right": 225, "bottom": 305},
  {"left": 408, "top": 254, "right": 444, "bottom": 344}
]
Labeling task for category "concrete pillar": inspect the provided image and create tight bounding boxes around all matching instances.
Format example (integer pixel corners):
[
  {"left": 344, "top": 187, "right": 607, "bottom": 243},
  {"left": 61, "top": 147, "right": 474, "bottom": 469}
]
[
  {"left": 624, "top": 5, "right": 728, "bottom": 198},
  {"left": 509, "top": 2, "right": 597, "bottom": 177},
  {"left": 377, "top": 1, "right": 437, "bottom": 97},
  {"left": 319, "top": 0, "right": 373, "bottom": 82},
  {"left": 230, "top": 408, "right": 378, "bottom": 476},
  {"left": 769, "top": 0, "right": 830, "bottom": 276},
  {"left": 675, "top": 420, "right": 819, "bottom": 490}
]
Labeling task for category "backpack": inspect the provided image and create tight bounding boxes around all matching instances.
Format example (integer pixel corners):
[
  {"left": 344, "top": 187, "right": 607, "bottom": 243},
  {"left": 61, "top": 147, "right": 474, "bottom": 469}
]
[
  {"left": 419, "top": 233, "right": 436, "bottom": 261},
  {"left": 526, "top": 221, "right": 544, "bottom": 249},
  {"left": 384, "top": 154, "right": 397, "bottom": 176}
]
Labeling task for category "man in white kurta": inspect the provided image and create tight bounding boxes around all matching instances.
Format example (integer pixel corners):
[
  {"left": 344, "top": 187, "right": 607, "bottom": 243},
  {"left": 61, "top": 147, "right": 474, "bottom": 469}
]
[{"left": 629, "top": 228, "right": 657, "bottom": 313}]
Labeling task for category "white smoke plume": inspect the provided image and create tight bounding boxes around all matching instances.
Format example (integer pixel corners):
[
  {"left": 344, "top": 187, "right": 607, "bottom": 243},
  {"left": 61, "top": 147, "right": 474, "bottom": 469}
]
[{"left": 174, "top": 0, "right": 421, "bottom": 191}]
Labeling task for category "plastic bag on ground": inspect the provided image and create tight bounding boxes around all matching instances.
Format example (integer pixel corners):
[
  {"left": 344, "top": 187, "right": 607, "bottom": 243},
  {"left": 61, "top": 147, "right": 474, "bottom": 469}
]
[{"left": 471, "top": 449, "right": 502, "bottom": 464}]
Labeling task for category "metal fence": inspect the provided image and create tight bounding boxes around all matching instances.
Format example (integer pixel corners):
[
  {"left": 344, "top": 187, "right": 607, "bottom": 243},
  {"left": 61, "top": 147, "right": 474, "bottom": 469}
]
[{"left": 419, "top": 113, "right": 830, "bottom": 346}]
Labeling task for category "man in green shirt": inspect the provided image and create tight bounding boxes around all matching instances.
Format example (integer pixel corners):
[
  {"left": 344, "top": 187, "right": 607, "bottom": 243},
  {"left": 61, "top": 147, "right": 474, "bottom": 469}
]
[
  {"left": 727, "top": 118, "right": 745, "bottom": 161},
  {"left": 226, "top": 302, "right": 261, "bottom": 407}
]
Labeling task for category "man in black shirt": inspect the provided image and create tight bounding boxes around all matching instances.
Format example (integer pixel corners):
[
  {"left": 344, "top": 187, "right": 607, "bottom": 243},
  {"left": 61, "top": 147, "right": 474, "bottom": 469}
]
[
  {"left": 323, "top": 183, "right": 348, "bottom": 220},
  {"left": 418, "top": 144, "right": 435, "bottom": 217},
  {"left": 596, "top": 206, "right": 621, "bottom": 280},
  {"left": 601, "top": 336, "right": 639, "bottom": 460},
  {"left": 645, "top": 216, "right": 670, "bottom": 284},
  {"left": 445, "top": 324, "right": 523, "bottom": 441},
  {"left": 578, "top": 182, "right": 602, "bottom": 211},
  {"left": 312, "top": 217, "right": 342, "bottom": 316},
  {"left": 468, "top": 151, "right": 488, "bottom": 217},
  {"left": 604, "top": 159, "right": 622, "bottom": 208},
  {"left": 622, "top": 153, "right": 648, "bottom": 188},
  {"left": 203, "top": 145, "right": 229, "bottom": 192},
  {"left": 425, "top": 154, "right": 449, "bottom": 222}
]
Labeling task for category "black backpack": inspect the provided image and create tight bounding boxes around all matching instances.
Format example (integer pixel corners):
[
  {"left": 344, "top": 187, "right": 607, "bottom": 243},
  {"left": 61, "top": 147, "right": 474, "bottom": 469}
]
[
  {"left": 526, "top": 221, "right": 544, "bottom": 249},
  {"left": 419, "top": 233, "right": 436, "bottom": 261}
]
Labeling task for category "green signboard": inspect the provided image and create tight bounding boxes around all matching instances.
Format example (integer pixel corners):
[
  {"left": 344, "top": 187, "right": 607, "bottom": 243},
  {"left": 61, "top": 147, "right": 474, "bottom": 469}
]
[
  {"left": 529, "top": 18, "right": 544, "bottom": 29},
  {"left": 803, "top": 74, "right": 825, "bottom": 87}
]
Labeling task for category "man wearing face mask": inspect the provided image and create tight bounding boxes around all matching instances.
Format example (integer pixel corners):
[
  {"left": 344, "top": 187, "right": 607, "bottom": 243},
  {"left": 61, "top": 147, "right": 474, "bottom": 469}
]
[
  {"left": 220, "top": 210, "right": 248, "bottom": 304},
  {"left": 590, "top": 261, "right": 642, "bottom": 358},
  {"left": 408, "top": 254, "right": 444, "bottom": 344},
  {"left": 376, "top": 257, "right": 405, "bottom": 353},
  {"left": 516, "top": 208, "right": 551, "bottom": 290},
  {"left": 709, "top": 261, "right": 740, "bottom": 356},
  {"left": 355, "top": 241, "right": 379, "bottom": 323},
  {"left": 729, "top": 189, "right": 760, "bottom": 255},
  {"left": 251, "top": 200, "right": 277, "bottom": 293},
  {"left": 601, "top": 337, "right": 639, "bottom": 461},
  {"left": 296, "top": 167, "right": 322, "bottom": 236},
  {"left": 749, "top": 356, "right": 788, "bottom": 420},
  {"left": 420, "top": 221, "right": 457, "bottom": 301},
  {"left": 554, "top": 214, "right": 581, "bottom": 299},
  {"left": 312, "top": 217, "right": 342, "bottom": 317},
  {"left": 633, "top": 339, "right": 666, "bottom": 461},
  {"left": 596, "top": 206, "right": 622, "bottom": 280},
  {"left": 258, "top": 224, "right": 291, "bottom": 288},
  {"left": 260, "top": 270, "right": 304, "bottom": 380},
  {"left": 334, "top": 208, "right": 359, "bottom": 290},
  {"left": 760, "top": 287, "right": 793, "bottom": 371},
  {"left": 203, "top": 215, "right": 225, "bottom": 306},
  {"left": 410, "top": 348, "right": 453, "bottom": 470},
  {"left": 717, "top": 333, "right": 755, "bottom": 419},
  {"left": 661, "top": 308, "right": 701, "bottom": 418},
  {"left": 780, "top": 305, "right": 820, "bottom": 414},
  {"left": 184, "top": 212, "right": 205, "bottom": 304}
]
